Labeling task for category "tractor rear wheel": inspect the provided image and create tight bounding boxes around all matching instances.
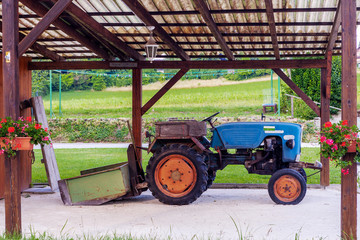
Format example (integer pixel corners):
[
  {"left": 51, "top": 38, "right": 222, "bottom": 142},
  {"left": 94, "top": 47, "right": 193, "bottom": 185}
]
[
  {"left": 205, "top": 169, "right": 217, "bottom": 191},
  {"left": 268, "top": 169, "right": 307, "bottom": 205},
  {"left": 146, "top": 144, "right": 208, "bottom": 205}
]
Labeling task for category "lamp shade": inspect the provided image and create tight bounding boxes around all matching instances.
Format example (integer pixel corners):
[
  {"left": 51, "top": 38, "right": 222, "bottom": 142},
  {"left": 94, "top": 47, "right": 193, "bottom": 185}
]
[{"left": 145, "top": 27, "right": 158, "bottom": 63}]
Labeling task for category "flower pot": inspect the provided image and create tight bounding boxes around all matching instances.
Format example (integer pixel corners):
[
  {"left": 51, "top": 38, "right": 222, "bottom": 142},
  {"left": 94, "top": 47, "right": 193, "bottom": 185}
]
[
  {"left": 0, "top": 137, "right": 33, "bottom": 150},
  {"left": 348, "top": 140, "right": 358, "bottom": 153}
]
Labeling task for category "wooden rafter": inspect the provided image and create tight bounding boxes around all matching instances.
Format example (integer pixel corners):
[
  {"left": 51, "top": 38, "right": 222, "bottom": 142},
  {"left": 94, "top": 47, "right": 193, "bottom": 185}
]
[
  {"left": 193, "top": 0, "right": 234, "bottom": 60},
  {"left": 142, "top": 68, "right": 189, "bottom": 115},
  {"left": 265, "top": 0, "right": 280, "bottom": 59},
  {"left": 28, "top": 59, "right": 327, "bottom": 70},
  {"left": 0, "top": 21, "right": 64, "bottom": 62},
  {"left": 74, "top": 20, "right": 129, "bottom": 61},
  {"left": 325, "top": 1, "right": 342, "bottom": 53},
  {"left": 20, "top": 0, "right": 112, "bottom": 61},
  {"left": 18, "top": 0, "right": 72, "bottom": 56},
  {"left": 273, "top": 69, "right": 320, "bottom": 116},
  {"left": 59, "top": 1, "right": 144, "bottom": 61},
  {"left": 121, "top": 0, "right": 190, "bottom": 61}
]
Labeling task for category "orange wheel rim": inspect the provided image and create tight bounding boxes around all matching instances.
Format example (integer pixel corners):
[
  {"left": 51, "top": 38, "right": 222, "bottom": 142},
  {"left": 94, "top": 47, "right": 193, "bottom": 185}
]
[
  {"left": 273, "top": 175, "right": 301, "bottom": 202},
  {"left": 154, "top": 154, "right": 197, "bottom": 197}
]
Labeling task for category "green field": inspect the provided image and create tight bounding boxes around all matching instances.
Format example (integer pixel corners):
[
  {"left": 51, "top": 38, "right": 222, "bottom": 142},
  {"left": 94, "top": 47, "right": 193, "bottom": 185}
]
[
  {"left": 42, "top": 73, "right": 360, "bottom": 120},
  {"left": 32, "top": 147, "right": 340, "bottom": 185},
  {"left": 43, "top": 79, "right": 280, "bottom": 119}
]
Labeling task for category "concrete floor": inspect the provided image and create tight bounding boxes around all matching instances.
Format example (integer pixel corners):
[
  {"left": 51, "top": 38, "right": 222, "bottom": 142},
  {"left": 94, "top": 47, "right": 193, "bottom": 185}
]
[{"left": 0, "top": 187, "right": 357, "bottom": 239}]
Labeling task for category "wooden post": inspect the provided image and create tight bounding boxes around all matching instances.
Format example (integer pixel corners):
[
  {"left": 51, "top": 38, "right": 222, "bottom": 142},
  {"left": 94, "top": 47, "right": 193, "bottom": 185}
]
[
  {"left": 290, "top": 96, "right": 294, "bottom": 118},
  {"left": 341, "top": 0, "right": 357, "bottom": 238},
  {"left": 2, "top": 0, "right": 22, "bottom": 234},
  {"left": 132, "top": 68, "right": 142, "bottom": 162},
  {"left": 320, "top": 51, "right": 332, "bottom": 187}
]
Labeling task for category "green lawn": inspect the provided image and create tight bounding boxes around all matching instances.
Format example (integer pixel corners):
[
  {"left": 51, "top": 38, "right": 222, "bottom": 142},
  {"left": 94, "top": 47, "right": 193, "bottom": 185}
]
[
  {"left": 32, "top": 147, "right": 340, "bottom": 185},
  {"left": 42, "top": 80, "right": 279, "bottom": 119}
]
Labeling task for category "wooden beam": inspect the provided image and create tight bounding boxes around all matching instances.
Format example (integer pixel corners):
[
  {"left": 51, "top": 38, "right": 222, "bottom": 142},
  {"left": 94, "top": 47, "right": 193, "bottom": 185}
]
[
  {"left": 2, "top": 0, "right": 21, "bottom": 234},
  {"left": 193, "top": 0, "right": 234, "bottom": 60},
  {"left": 341, "top": 0, "right": 357, "bottom": 238},
  {"left": 29, "top": 59, "right": 327, "bottom": 70},
  {"left": 75, "top": 21, "right": 129, "bottom": 61},
  {"left": 18, "top": 0, "right": 72, "bottom": 56},
  {"left": 20, "top": 0, "right": 112, "bottom": 60},
  {"left": 132, "top": 68, "right": 142, "bottom": 161},
  {"left": 60, "top": 1, "right": 144, "bottom": 61},
  {"left": 121, "top": 0, "right": 190, "bottom": 61},
  {"left": 0, "top": 20, "right": 64, "bottom": 62},
  {"left": 142, "top": 68, "right": 189, "bottom": 115},
  {"left": 320, "top": 51, "right": 332, "bottom": 187},
  {"left": 265, "top": 0, "right": 280, "bottom": 59},
  {"left": 272, "top": 68, "right": 320, "bottom": 116},
  {"left": 326, "top": 1, "right": 342, "bottom": 53}
]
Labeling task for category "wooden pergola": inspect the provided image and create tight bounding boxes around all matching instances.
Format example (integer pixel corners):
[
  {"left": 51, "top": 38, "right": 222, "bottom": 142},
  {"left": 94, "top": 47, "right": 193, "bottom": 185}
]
[{"left": 0, "top": 0, "right": 358, "bottom": 238}]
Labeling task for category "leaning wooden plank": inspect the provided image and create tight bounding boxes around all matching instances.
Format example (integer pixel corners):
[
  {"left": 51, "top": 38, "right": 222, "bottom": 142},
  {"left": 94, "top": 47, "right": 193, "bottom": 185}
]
[{"left": 31, "top": 96, "right": 60, "bottom": 191}]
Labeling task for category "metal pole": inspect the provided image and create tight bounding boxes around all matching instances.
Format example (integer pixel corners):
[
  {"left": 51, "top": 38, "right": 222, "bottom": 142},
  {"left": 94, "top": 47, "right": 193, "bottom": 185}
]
[
  {"left": 49, "top": 70, "right": 53, "bottom": 118},
  {"left": 278, "top": 75, "right": 280, "bottom": 116},
  {"left": 290, "top": 96, "right": 294, "bottom": 117},
  {"left": 271, "top": 69, "right": 273, "bottom": 104},
  {"left": 59, "top": 71, "right": 62, "bottom": 116}
]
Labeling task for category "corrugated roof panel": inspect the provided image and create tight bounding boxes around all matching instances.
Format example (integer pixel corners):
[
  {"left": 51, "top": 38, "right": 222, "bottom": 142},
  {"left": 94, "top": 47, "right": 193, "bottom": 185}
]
[{"left": 2, "top": 0, "right": 358, "bottom": 60}]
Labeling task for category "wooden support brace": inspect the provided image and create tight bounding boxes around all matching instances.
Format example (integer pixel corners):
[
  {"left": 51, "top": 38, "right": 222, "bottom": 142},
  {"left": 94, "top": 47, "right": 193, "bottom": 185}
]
[
  {"left": 273, "top": 68, "right": 320, "bottom": 116},
  {"left": 18, "top": 0, "right": 72, "bottom": 56},
  {"left": 142, "top": 68, "right": 189, "bottom": 115}
]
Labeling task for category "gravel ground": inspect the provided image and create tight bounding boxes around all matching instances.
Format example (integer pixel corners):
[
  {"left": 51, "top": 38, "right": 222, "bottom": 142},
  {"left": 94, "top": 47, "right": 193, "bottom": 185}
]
[{"left": 0, "top": 187, "right": 357, "bottom": 240}]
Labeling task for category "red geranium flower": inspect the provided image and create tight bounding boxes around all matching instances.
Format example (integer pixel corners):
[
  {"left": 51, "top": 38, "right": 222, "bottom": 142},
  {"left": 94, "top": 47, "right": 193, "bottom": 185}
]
[
  {"left": 341, "top": 142, "right": 346, "bottom": 147},
  {"left": 342, "top": 120, "right": 348, "bottom": 126},
  {"left": 26, "top": 116, "right": 32, "bottom": 122},
  {"left": 324, "top": 122, "right": 332, "bottom": 128},
  {"left": 35, "top": 124, "right": 41, "bottom": 130},
  {"left": 7, "top": 127, "right": 15, "bottom": 133}
]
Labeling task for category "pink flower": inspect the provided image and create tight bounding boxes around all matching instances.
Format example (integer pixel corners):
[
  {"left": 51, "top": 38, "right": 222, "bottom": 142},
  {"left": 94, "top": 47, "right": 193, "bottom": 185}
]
[
  {"left": 326, "top": 139, "right": 334, "bottom": 146},
  {"left": 320, "top": 136, "right": 326, "bottom": 143},
  {"left": 332, "top": 144, "right": 338, "bottom": 151},
  {"left": 0, "top": 149, "right": 4, "bottom": 155},
  {"left": 42, "top": 137, "right": 49, "bottom": 141},
  {"left": 341, "top": 169, "right": 350, "bottom": 175}
]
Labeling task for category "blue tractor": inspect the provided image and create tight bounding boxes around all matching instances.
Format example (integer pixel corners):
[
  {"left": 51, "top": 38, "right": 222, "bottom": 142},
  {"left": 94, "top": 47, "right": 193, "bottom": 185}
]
[{"left": 145, "top": 112, "right": 322, "bottom": 205}]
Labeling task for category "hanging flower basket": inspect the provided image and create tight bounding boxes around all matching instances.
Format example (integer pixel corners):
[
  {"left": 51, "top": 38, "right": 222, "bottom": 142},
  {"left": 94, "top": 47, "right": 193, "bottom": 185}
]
[
  {"left": 0, "top": 117, "right": 51, "bottom": 157},
  {"left": 319, "top": 120, "right": 360, "bottom": 175},
  {"left": 347, "top": 140, "right": 359, "bottom": 153},
  {"left": 0, "top": 137, "right": 33, "bottom": 151}
]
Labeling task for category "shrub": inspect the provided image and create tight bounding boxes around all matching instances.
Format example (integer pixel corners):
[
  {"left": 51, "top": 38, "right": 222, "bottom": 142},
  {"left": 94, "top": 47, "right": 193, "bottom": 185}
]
[
  {"left": 92, "top": 76, "right": 107, "bottom": 91},
  {"left": 280, "top": 56, "right": 342, "bottom": 119}
]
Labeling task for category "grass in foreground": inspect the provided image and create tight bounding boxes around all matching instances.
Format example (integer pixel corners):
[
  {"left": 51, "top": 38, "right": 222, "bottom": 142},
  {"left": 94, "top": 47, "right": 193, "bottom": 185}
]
[{"left": 32, "top": 148, "right": 339, "bottom": 184}]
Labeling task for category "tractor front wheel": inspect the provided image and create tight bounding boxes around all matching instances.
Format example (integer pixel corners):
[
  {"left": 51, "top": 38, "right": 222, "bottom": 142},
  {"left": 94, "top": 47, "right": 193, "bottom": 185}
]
[
  {"left": 146, "top": 144, "right": 208, "bottom": 205},
  {"left": 268, "top": 169, "right": 307, "bottom": 205}
]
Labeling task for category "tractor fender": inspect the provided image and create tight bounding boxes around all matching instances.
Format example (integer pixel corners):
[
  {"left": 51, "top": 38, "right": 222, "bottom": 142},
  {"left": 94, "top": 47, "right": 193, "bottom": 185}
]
[{"left": 148, "top": 136, "right": 208, "bottom": 154}]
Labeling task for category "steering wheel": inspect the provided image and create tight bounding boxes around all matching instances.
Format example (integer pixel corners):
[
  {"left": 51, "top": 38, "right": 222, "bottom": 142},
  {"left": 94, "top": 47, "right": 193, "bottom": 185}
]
[{"left": 202, "top": 112, "right": 220, "bottom": 122}]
